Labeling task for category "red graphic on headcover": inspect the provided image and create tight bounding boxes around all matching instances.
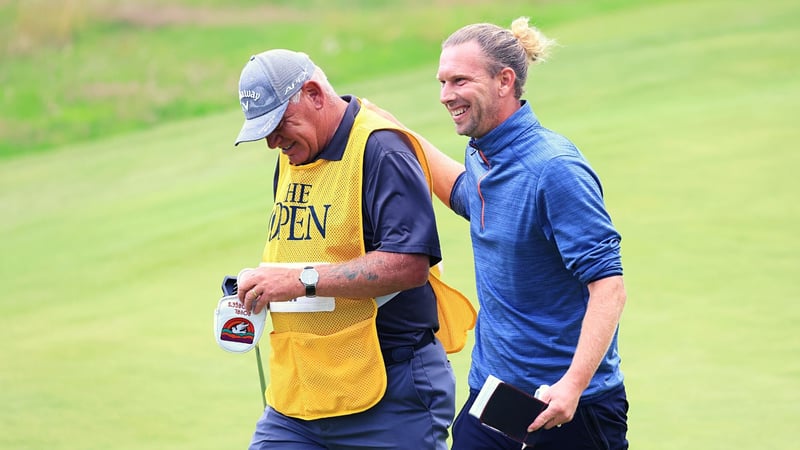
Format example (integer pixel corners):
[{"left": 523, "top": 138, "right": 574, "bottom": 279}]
[{"left": 220, "top": 318, "right": 256, "bottom": 344}]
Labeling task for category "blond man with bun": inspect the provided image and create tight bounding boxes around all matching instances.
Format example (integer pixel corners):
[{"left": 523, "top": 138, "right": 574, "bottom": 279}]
[{"left": 371, "top": 17, "right": 629, "bottom": 449}]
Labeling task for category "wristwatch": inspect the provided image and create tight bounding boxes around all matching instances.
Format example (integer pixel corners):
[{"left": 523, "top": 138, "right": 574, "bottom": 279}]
[{"left": 298, "top": 266, "right": 319, "bottom": 298}]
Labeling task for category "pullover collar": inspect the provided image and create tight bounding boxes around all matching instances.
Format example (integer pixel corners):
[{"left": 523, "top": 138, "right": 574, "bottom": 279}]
[{"left": 469, "top": 100, "right": 538, "bottom": 158}]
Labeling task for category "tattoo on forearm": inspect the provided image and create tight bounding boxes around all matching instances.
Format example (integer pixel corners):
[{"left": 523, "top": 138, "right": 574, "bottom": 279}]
[{"left": 332, "top": 264, "right": 379, "bottom": 282}]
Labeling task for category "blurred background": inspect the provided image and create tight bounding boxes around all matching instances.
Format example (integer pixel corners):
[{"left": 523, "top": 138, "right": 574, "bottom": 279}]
[{"left": 1, "top": 0, "right": 798, "bottom": 448}]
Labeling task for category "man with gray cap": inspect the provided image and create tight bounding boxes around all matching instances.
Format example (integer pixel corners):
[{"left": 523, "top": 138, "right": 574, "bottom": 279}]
[{"left": 231, "top": 49, "right": 460, "bottom": 450}]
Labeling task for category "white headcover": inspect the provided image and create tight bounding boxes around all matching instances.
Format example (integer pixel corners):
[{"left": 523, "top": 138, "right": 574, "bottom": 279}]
[{"left": 213, "top": 294, "right": 267, "bottom": 353}]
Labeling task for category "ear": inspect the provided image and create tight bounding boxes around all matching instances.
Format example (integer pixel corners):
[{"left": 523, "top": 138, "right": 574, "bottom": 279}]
[
  {"left": 497, "top": 67, "right": 516, "bottom": 98},
  {"left": 301, "top": 81, "right": 326, "bottom": 109}
]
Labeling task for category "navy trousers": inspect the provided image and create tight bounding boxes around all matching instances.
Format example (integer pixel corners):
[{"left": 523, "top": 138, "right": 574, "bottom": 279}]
[
  {"left": 247, "top": 339, "right": 455, "bottom": 450},
  {"left": 451, "top": 384, "right": 628, "bottom": 450}
]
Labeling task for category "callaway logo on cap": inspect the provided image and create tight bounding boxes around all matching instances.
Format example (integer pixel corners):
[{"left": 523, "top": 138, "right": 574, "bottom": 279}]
[{"left": 234, "top": 49, "right": 315, "bottom": 146}]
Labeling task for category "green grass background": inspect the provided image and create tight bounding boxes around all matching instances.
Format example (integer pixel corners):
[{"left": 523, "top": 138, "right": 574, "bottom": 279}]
[{"left": 2, "top": 0, "right": 799, "bottom": 448}]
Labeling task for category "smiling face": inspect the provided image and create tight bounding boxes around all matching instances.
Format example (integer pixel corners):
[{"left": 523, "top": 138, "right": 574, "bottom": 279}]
[
  {"left": 264, "top": 85, "right": 325, "bottom": 165},
  {"left": 437, "top": 41, "right": 505, "bottom": 139},
  {"left": 437, "top": 41, "right": 521, "bottom": 139}
]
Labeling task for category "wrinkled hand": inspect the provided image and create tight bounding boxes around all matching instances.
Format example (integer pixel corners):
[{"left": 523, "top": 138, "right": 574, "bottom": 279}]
[
  {"left": 236, "top": 266, "right": 301, "bottom": 314},
  {"left": 528, "top": 380, "right": 582, "bottom": 431}
]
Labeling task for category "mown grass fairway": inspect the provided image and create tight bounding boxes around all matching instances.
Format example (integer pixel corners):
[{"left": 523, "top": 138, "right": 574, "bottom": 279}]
[{"left": 1, "top": 0, "right": 798, "bottom": 449}]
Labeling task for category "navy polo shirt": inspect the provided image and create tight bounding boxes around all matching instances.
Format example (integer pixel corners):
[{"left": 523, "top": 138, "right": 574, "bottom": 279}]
[{"left": 272, "top": 96, "right": 441, "bottom": 349}]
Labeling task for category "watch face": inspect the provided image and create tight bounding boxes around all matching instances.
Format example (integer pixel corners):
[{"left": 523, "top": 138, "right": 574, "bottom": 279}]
[{"left": 300, "top": 268, "right": 318, "bottom": 284}]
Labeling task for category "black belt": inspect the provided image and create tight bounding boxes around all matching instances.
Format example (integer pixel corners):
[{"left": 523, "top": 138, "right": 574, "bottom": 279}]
[{"left": 381, "top": 329, "right": 435, "bottom": 365}]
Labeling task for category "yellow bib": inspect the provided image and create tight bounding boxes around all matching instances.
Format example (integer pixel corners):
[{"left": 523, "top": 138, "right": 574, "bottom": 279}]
[{"left": 261, "top": 101, "right": 475, "bottom": 420}]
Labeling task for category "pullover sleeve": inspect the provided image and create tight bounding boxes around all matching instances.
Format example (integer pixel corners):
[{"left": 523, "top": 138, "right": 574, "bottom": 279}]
[{"left": 537, "top": 155, "right": 623, "bottom": 284}]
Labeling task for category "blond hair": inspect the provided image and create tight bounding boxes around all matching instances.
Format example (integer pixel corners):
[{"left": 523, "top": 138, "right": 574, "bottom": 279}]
[{"left": 443, "top": 16, "right": 556, "bottom": 98}]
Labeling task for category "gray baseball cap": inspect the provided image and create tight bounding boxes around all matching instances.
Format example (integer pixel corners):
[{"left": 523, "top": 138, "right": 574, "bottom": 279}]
[{"left": 234, "top": 49, "right": 315, "bottom": 146}]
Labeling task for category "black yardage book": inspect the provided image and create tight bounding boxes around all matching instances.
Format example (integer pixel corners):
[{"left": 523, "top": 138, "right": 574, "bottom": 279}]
[{"left": 468, "top": 375, "right": 548, "bottom": 446}]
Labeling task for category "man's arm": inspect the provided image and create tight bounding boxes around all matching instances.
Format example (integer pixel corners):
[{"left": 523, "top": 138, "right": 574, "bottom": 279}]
[
  {"left": 409, "top": 131, "right": 465, "bottom": 209},
  {"left": 238, "top": 251, "right": 430, "bottom": 314},
  {"left": 528, "top": 275, "right": 627, "bottom": 430}
]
